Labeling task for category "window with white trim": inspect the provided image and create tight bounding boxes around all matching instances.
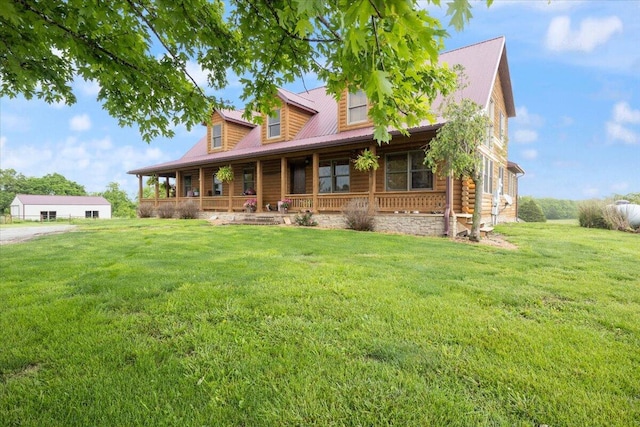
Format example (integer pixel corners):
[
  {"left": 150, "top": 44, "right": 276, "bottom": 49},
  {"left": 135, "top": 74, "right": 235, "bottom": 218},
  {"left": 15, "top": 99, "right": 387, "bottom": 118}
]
[
  {"left": 483, "top": 157, "right": 494, "bottom": 194},
  {"left": 212, "top": 175, "right": 222, "bottom": 196},
  {"left": 211, "top": 124, "right": 222, "bottom": 149},
  {"left": 485, "top": 99, "right": 495, "bottom": 147},
  {"left": 385, "top": 151, "right": 433, "bottom": 191},
  {"left": 319, "top": 159, "right": 350, "bottom": 193},
  {"left": 268, "top": 109, "right": 281, "bottom": 138},
  {"left": 347, "top": 90, "right": 367, "bottom": 124},
  {"left": 243, "top": 168, "right": 256, "bottom": 194}
]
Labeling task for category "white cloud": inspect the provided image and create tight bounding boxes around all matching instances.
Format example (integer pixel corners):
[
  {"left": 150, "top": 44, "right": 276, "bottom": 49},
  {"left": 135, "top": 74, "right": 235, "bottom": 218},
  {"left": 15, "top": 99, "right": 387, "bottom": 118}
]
[
  {"left": 75, "top": 78, "right": 101, "bottom": 97},
  {"left": 69, "top": 114, "right": 92, "bottom": 132},
  {"left": 0, "top": 136, "right": 6, "bottom": 150},
  {"left": 611, "top": 182, "right": 629, "bottom": 193},
  {"left": 515, "top": 106, "right": 544, "bottom": 127},
  {"left": 612, "top": 102, "right": 640, "bottom": 124},
  {"left": 546, "top": 16, "right": 623, "bottom": 53},
  {"left": 582, "top": 186, "right": 600, "bottom": 198},
  {"left": 522, "top": 149, "right": 538, "bottom": 160},
  {"left": 606, "top": 102, "right": 640, "bottom": 144},
  {"left": 0, "top": 113, "right": 30, "bottom": 132},
  {"left": 513, "top": 129, "right": 538, "bottom": 144},
  {"left": 185, "top": 60, "right": 209, "bottom": 87}
]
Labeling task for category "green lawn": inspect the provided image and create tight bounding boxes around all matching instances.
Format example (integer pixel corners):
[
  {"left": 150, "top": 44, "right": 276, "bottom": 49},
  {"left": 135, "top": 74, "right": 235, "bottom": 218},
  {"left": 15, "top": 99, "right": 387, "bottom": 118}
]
[{"left": 1, "top": 220, "right": 638, "bottom": 426}]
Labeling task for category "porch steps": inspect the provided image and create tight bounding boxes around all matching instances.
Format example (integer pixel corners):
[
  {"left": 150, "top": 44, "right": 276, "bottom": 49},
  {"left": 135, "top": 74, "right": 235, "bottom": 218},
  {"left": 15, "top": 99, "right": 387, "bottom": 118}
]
[{"left": 235, "top": 214, "right": 284, "bottom": 226}]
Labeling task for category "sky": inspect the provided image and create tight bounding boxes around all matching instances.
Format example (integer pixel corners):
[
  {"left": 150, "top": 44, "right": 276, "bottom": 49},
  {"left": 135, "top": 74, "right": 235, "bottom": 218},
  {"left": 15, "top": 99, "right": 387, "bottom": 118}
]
[{"left": 1, "top": 0, "right": 639, "bottom": 200}]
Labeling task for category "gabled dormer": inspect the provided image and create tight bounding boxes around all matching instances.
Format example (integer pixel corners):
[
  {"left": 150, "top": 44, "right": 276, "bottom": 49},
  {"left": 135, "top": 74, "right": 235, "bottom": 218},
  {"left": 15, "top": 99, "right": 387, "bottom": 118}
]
[
  {"left": 207, "top": 109, "right": 256, "bottom": 153},
  {"left": 261, "top": 89, "right": 317, "bottom": 144},
  {"left": 337, "top": 88, "right": 373, "bottom": 132}
]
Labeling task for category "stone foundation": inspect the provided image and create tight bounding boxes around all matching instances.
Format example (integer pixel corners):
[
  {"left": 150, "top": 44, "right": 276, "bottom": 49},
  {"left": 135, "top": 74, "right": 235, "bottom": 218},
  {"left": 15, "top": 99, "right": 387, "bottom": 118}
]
[{"left": 203, "top": 211, "right": 457, "bottom": 237}]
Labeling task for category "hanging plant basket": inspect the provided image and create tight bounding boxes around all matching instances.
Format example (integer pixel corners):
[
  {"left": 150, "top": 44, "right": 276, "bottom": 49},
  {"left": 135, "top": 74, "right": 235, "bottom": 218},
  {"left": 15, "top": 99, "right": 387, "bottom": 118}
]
[
  {"left": 215, "top": 165, "right": 234, "bottom": 183},
  {"left": 353, "top": 149, "right": 380, "bottom": 172}
]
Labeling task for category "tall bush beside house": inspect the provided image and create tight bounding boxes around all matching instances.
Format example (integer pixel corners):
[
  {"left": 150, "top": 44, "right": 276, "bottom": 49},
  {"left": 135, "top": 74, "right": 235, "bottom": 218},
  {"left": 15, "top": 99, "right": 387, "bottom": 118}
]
[
  {"left": 157, "top": 203, "right": 175, "bottom": 219},
  {"left": 137, "top": 202, "right": 154, "bottom": 218},
  {"left": 177, "top": 201, "right": 199, "bottom": 219},
  {"left": 518, "top": 199, "right": 546, "bottom": 222},
  {"left": 343, "top": 199, "right": 376, "bottom": 231}
]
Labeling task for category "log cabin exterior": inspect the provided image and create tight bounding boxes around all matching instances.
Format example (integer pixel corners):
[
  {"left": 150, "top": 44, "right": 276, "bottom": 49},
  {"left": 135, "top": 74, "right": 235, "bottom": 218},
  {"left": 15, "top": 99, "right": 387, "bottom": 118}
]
[{"left": 128, "top": 37, "right": 525, "bottom": 236}]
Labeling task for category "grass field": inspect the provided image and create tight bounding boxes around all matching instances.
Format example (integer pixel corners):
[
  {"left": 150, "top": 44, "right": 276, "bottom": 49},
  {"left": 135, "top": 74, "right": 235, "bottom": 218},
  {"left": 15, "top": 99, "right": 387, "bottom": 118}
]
[{"left": 1, "top": 219, "right": 638, "bottom": 426}]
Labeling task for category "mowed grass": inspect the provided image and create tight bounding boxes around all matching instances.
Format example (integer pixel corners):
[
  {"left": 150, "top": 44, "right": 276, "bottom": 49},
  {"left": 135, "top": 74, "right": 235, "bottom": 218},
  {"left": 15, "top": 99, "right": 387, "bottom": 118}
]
[{"left": 0, "top": 220, "right": 638, "bottom": 426}]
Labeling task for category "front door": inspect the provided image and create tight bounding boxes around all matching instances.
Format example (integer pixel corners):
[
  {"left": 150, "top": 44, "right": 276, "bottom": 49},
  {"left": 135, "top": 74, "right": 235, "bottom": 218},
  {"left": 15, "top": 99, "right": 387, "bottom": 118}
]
[{"left": 291, "top": 163, "right": 306, "bottom": 194}]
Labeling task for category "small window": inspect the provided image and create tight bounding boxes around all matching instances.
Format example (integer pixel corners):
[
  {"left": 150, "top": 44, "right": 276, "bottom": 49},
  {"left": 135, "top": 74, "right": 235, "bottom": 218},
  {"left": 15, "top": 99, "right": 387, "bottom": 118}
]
[
  {"left": 40, "top": 211, "right": 56, "bottom": 221},
  {"left": 212, "top": 175, "right": 223, "bottom": 196},
  {"left": 347, "top": 90, "right": 367, "bottom": 124},
  {"left": 319, "top": 159, "right": 350, "bottom": 193},
  {"left": 268, "top": 109, "right": 281, "bottom": 138},
  {"left": 85, "top": 210, "right": 99, "bottom": 218},
  {"left": 385, "top": 151, "right": 433, "bottom": 191},
  {"left": 211, "top": 124, "right": 222, "bottom": 149}
]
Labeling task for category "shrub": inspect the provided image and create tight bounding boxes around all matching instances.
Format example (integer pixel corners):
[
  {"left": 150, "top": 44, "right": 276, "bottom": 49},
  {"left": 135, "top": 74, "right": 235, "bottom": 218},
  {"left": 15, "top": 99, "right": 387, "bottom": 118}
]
[
  {"left": 343, "top": 198, "right": 376, "bottom": 231},
  {"left": 578, "top": 200, "right": 608, "bottom": 229},
  {"left": 177, "top": 201, "right": 200, "bottom": 219},
  {"left": 156, "top": 203, "right": 176, "bottom": 219},
  {"left": 602, "top": 204, "right": 632, "bottom": 231},
  {"left": 294, "top": 212, "right": 318, "bottom": 227},
  {"left": 518, "top": 199, "right": 546, "bottom": 222},
  {"left": 137, "top": 202, "right": 155, "bottom": 218}
]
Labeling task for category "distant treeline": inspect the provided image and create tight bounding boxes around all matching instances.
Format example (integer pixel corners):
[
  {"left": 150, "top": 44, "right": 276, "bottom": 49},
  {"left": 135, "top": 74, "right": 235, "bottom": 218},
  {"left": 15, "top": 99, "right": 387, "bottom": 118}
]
[{"left": 520, "top": 193, "right": 640, "bottom": 220}]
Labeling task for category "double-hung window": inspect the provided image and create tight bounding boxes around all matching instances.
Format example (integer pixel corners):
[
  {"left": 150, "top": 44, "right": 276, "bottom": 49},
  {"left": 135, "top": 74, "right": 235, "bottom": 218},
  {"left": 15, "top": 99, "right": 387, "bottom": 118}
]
[
  {"left": 212, "top": 175, "right": 223, "bottom": 196},
  {"left": 347, "top": 90, "right": 367, "bottom": 124},
  {"left": 211, "top": 124, "right": 222, "bottom": 149},
  {"left": 483, "top": 157, "right": 494, "bottom": 194},
  {"left": 385, "top": 151, "right": 433, "bottom": 191},
  {"left": 268, "top": 109, "right": 281, "bottom": 138},
  {"left": 319, "top": 159, "right": 350, "bottom": 193},
  {"left": 486, "top": 99, "right": 495, "bottom": 148},
  {"left": 243, "top": 168, "right": 256, "bottom": 194}
]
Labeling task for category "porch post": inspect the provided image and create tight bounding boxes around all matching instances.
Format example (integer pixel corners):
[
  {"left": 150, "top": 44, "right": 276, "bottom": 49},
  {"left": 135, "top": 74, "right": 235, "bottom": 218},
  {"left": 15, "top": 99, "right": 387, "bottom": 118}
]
[
  {"left": 199, "top": 167, "right": 204, "bottom": 209},
  {"left": 175, "top": 171, "right": 180, "bottom": 202},
  {"left": 137, "top": 175, "right": 143, "bottom": 202},
  {"left": 154, "top": 178, "right": 159, "bottom": 203},
  {"left": 227, "top": 167, "right": 234, "bottom": 212},
  {"left": 368, "top": 144, "right": 376, "bottom": 213},
  {"left": 256, "top": 160, "right": 263, "bottom": 212},
  {"left": 280, "top": 157, "right": 287, "bottom": 201},
  {"left": 312, "top": 153, "right": 319, "bottom": 212}
]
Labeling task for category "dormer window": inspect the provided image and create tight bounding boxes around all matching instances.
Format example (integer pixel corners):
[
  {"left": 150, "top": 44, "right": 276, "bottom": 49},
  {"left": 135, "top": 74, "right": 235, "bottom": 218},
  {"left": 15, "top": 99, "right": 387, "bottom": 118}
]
[
  {"left": 268, "top": 109, "right": 281, "bottom": 138},
  {"left": 347, "top": 89, "right": 367, "bottom": 124},
  {"left": 211, "top": 124, "right": 222, "bottom": 149}
]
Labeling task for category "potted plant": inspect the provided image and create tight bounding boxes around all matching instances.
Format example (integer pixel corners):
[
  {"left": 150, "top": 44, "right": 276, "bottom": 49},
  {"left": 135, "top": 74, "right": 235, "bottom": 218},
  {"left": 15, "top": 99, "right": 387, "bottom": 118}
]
[
  {"left": 243, "top": 198, "right": 257, "bottom": 212},
  {"left": 279, "top": 198, "right": 292, "bottom": 213}
]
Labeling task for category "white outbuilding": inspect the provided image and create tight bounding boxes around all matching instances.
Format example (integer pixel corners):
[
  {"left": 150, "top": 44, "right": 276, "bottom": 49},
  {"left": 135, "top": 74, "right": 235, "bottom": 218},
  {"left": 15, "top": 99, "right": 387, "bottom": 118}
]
[{"left": 10, "top": 194, "right": 112, "bottom": 221}]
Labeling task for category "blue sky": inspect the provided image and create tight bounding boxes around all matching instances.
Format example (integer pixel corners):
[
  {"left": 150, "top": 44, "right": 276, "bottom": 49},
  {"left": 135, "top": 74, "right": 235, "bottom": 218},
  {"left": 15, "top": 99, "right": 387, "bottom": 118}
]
[{"left": 1, "top": 0, "right": 638, "bottom": 200}]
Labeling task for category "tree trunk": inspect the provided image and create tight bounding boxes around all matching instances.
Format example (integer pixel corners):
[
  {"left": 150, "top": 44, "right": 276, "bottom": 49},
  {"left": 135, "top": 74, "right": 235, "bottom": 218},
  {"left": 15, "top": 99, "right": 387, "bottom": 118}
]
[{"left": 470, "top": 171, "right": 483, "bottom": 242}]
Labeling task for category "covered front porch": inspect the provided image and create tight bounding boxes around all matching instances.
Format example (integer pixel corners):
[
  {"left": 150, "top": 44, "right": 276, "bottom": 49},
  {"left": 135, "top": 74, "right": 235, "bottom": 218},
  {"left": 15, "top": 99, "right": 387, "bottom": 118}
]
[{"left": 136, "top": 147, "right": 449, "bottom": 215}]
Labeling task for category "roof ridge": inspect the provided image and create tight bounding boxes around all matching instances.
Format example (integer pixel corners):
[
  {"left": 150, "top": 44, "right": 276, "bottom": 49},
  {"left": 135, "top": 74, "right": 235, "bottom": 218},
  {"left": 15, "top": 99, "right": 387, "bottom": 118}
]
[{"left": 442, "top": 35, "right": 505, "bottom": 55}]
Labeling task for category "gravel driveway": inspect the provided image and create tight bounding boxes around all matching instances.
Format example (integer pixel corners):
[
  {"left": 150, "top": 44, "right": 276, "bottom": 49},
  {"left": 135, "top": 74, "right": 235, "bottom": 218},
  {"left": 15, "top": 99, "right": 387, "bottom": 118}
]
[{"left": 0, "top": 225, "right": 77, "bottom": 245}]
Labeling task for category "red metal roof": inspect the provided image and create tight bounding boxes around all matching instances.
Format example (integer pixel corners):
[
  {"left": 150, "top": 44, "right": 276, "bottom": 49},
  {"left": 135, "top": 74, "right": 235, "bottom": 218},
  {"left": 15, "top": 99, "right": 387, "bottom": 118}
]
[
  {"left": 129, "top": 37, "right": 513, "bottom": 175},
  {"left": 14, "top": 195, "right": 111, "bottom": 205}
]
